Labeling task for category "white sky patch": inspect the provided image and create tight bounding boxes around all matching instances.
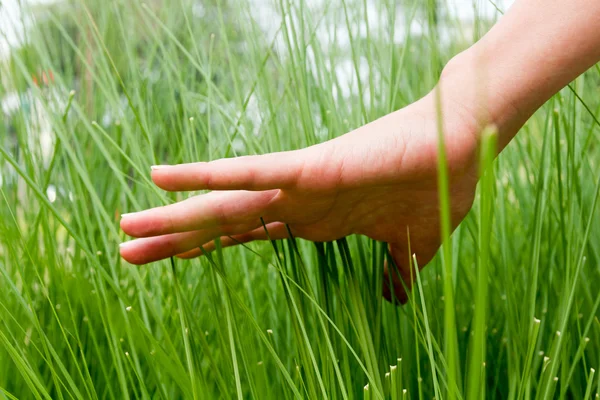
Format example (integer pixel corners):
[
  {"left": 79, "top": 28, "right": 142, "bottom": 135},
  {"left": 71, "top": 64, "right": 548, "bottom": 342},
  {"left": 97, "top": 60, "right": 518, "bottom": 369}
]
[
  {"left": 0, "top": 0, "right": 24, "bottom": 59},
  {"left": 0, "top": 0, "right": 515, "bottom": 60},
  {"left": 0, "top": 0, "right": 58, "bottom": 59},
  {"left": 448, "top": 0, "right": 514, "bottom": 21},
  {"left": 247, "top": 0, "right": 515, "bottom": 103}
]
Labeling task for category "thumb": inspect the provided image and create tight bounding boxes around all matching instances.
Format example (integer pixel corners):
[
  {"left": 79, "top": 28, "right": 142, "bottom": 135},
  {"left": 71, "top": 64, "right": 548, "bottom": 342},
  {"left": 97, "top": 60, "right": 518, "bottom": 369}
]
[
  {"left": 383, "top": 241, "right": 440, "bottom": 305},
  {"left": 382, "top": 243, "right": 414, "bottom": 305}
]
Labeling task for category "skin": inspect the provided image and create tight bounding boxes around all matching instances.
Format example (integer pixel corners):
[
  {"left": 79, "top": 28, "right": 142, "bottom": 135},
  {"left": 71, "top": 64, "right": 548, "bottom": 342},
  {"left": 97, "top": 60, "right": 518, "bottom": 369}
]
[{"left": 120, "top": 0, "right": 600, "bottom": 303}]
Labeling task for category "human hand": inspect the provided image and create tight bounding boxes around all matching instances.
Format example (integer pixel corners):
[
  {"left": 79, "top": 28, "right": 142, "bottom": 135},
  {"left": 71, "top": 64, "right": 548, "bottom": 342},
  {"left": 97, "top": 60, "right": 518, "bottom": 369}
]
[{"left": 120, "top": 90, "right": 481, "bottom": 303}]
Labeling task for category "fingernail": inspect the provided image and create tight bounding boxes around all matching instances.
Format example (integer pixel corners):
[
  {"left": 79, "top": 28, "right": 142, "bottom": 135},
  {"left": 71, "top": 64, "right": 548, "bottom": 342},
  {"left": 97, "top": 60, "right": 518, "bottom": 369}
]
[
  {"left": 151, "top": 165, "right": 169, "bottom": 171},
  {"left": 121, "top": 213, "right": 134, "bottom": 218},
  {"left": 119, "top": 242, "right": 131, "bottom": 249}
]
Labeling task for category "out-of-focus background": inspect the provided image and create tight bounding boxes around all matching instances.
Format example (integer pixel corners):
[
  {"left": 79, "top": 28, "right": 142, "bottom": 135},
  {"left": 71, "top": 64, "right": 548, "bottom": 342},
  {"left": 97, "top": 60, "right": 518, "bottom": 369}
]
[{"left": 1, "top": 1, "right": 599, "bottom": 399}]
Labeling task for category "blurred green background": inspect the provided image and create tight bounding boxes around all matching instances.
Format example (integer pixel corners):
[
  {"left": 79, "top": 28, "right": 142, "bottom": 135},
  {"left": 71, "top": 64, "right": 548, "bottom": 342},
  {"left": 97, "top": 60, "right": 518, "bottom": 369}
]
[{"left": 0, "top": 0, "right": 598, "bottom": 399}]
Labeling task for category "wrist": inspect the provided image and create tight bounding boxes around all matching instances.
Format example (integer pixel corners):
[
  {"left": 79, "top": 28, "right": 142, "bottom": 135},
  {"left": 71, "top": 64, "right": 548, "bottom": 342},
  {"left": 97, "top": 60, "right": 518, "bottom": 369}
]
[{"left": 438, "top": 47, "right": 530, "bottom": 150}]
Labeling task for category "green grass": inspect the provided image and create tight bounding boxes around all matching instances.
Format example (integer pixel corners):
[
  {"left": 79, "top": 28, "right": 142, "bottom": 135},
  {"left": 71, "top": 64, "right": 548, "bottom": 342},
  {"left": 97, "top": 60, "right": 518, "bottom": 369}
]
[{"left": 1, "top": 0, "right": 599, "bottom": 398}]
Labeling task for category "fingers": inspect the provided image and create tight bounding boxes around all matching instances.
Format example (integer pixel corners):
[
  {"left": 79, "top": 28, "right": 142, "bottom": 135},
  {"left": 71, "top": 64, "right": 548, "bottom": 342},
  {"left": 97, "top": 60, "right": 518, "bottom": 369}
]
[
  {"left": 120, "top": 222, "right": 289, "bottom": 264},
  {"left": 383, "top": 243, "right": 413, "bottom": 305},
  {"left": 383, "top": 242, "right": 438, "bottom": 305},
  {"left": 119, "top": 229, "right": 219, "bottom": 265},
  {"left": 177, "top": 222, "right": 289, "bottom": 259},
  {"left": 119, "top": 221, "right": 259, "bottom": 264},
  {"left": 151, "top": 152, "right": 305, "bottom": 192},
  {"left": 120, "top": 190, "right": 280, "bottom": 238}
]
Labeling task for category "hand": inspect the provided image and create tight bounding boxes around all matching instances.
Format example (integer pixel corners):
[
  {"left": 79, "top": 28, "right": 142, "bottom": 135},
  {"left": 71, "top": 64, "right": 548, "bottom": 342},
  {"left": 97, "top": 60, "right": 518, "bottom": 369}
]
[{"left": 120, "top": 90, "right": 480, "bottom": 303}]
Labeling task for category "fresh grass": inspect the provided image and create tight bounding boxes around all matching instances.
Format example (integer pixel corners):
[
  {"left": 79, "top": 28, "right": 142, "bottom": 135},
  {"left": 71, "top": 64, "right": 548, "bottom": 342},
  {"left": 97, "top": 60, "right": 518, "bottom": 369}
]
[{"left": 1, "top": 0, "right": 599, "bottom": 398}]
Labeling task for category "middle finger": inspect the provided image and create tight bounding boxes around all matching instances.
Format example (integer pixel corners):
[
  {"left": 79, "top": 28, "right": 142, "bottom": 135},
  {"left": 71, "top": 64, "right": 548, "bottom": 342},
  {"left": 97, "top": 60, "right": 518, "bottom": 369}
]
[{"left": 120, "top": 190, "right": 281, "bottom": 238}]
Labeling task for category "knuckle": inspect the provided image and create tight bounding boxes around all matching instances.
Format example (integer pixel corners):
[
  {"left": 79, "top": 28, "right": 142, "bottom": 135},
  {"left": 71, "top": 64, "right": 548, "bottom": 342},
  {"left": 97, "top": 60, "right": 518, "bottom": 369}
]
[
  {"left": 203, "top": 171, "right": 213, "bottom": 189},
  {"left": 220, "top": 224, "right": 239, "bottom": 235},
  {"left": 213, "top": 203, "right": 229, "bottom": 225},
  {"left": 161, "top": 206, "right": 177, "bottom": 232}
]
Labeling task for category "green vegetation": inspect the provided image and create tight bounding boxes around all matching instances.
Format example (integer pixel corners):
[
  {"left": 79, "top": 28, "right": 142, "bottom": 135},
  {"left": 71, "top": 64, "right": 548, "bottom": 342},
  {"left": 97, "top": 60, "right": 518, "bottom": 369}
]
[{"left": 0, "top": 0, "right": 599, "bottom": 398}]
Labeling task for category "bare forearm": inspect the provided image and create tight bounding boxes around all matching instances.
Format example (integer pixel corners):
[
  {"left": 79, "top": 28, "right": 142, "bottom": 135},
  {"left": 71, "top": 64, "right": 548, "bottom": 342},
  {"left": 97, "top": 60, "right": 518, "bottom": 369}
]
[{"left": 441, "top": 0, "right": 600, "bottom": 149}]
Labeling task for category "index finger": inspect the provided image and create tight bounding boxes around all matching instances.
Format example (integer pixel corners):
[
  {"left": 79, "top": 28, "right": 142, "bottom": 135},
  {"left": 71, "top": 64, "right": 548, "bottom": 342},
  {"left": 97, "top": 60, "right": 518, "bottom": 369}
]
[{"left": 151, "top": 151, "right": 305, "bottom": 192}]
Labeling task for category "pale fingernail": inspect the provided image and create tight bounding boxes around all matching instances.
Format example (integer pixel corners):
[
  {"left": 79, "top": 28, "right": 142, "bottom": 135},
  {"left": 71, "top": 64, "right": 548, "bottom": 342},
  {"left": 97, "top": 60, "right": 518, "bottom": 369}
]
[
  {"left": 121, "top": 213, "right": 135, "bottom": 218},
  {"left": 151, "top": 165, "right": 169, "bottom": 171},
  {"left": 119, "top": 242, "right": 132, "bottom": 249}
]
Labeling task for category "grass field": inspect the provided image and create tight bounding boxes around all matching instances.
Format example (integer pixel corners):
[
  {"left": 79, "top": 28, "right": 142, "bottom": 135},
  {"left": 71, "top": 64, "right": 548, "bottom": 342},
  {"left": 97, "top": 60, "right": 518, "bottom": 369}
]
[{"left": 0, "top": 0, "right": 599, "bottom": 398}]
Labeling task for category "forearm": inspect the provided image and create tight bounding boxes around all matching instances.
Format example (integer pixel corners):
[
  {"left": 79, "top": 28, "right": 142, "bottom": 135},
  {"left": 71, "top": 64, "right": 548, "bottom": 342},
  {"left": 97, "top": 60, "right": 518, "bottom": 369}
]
[{"left": 440, "top": 0, "right": 600, "bottom": 149}]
